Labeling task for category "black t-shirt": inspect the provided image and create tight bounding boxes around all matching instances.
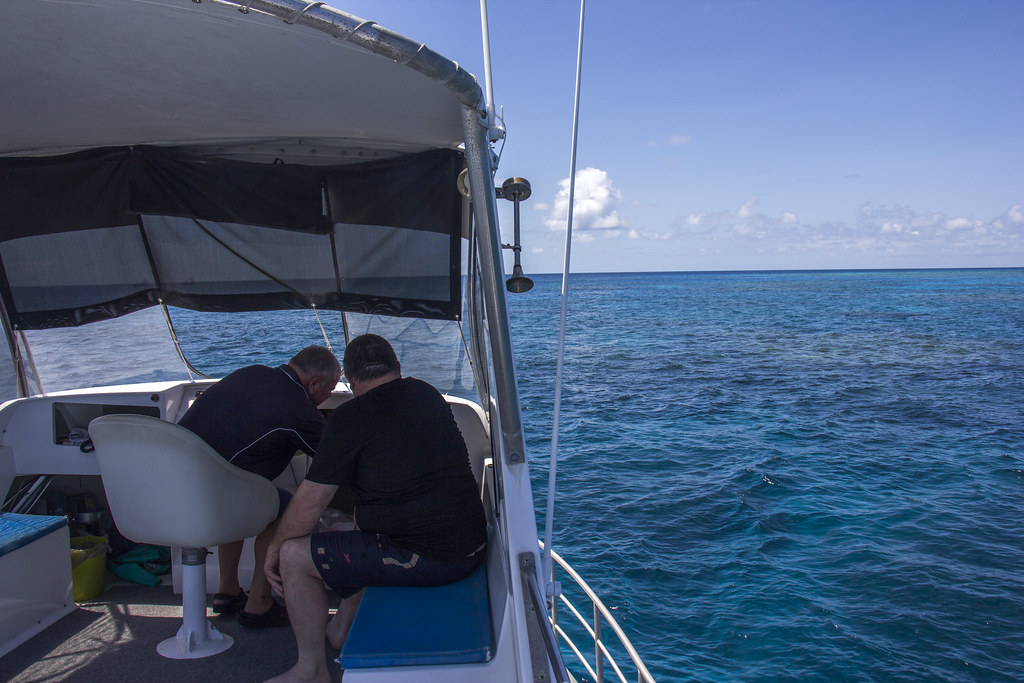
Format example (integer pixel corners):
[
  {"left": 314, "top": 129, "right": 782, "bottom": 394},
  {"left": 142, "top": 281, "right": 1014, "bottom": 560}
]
[
  {"left": 307, "top": 377, "right": 487, "bottom": 560},
  {"left": 178, "top": 364, "right": 325, "bottom": 480}
]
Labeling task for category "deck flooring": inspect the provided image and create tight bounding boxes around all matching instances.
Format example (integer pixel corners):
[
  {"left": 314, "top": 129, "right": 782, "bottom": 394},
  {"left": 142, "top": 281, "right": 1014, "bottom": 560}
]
[{"left": 2, "top": 583, "right": 343, "bottom": 682}]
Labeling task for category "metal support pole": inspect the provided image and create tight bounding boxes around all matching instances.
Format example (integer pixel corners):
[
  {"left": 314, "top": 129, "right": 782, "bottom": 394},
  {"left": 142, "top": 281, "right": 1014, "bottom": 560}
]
[
  {"left": 0, "top": 299, "right": 30, "bottom": 397},
  {"left": 460, "top": 105, "right": 526, "bottom": 466}
]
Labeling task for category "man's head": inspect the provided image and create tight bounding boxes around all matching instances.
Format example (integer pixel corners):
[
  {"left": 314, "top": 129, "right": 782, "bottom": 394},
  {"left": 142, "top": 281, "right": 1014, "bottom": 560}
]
[
  {"left": 343, "top": 334, "right": 401, "bottom": 391},
  {"left": 289, "top": 345, "right": 341, "bottom": 405}
]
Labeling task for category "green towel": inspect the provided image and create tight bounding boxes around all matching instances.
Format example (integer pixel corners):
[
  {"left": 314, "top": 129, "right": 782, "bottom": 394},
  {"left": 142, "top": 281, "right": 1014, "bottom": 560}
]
[{"left": 108, "top": 544, "right": 170, "bottom": 586}]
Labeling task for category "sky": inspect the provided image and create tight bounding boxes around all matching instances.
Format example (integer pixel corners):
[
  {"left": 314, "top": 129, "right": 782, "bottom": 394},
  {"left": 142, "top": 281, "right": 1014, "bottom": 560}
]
[{"left": 339, "top": 0, "right": 1023, "bottom": 274}]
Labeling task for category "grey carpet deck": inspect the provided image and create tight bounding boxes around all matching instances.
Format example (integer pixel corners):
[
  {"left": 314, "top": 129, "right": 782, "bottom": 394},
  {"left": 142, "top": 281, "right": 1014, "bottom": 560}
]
[{"left": 2, "top": 584, "right": 343, "bottom": 682}]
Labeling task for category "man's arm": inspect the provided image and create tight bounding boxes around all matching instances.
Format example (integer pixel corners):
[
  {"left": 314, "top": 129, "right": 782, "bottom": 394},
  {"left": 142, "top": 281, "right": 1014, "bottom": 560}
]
[{"left": 264, "top": 479, "right": 337, "bottom": 595}]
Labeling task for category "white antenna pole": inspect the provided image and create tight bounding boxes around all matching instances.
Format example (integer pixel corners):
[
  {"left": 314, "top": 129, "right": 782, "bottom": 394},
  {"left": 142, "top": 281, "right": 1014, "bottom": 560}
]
[
  {"left": 543, "top": 0, "right": 586, "bottom": 600},
  {"left": 479, "top": 0, "right": 498, "bottom": 137}
]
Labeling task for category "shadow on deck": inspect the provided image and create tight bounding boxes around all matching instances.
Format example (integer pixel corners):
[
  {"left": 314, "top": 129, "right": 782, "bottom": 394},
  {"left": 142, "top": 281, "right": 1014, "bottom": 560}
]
[{"left": 2, "top": 583, "right": 342, "bottom": 682}]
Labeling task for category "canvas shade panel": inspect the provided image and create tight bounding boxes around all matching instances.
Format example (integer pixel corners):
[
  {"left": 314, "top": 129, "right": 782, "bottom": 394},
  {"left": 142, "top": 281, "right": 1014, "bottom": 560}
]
[{"left": 0, "top": 147, "right": 464, "bottom": 329}]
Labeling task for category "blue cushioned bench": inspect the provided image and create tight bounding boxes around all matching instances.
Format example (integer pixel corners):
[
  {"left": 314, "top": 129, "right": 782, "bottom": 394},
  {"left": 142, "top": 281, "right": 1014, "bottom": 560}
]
[
  {"left": 1, "top": 513, "right": 76, "bottom": 658},
  {"left": 339, "top": 562, "right": 491, "bottom": 668},
  {"left": 0, "top": 512, "right": 67, "bottom": 558}
]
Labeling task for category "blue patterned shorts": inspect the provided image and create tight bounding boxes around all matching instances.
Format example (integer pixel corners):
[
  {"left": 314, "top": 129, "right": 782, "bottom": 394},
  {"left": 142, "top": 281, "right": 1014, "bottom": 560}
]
[{"left": 309, "top": 530, "right": 483, "bottom": 599}]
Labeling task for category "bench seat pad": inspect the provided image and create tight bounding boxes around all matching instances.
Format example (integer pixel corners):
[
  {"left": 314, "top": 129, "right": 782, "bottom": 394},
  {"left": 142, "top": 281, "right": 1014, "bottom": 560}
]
[
  {"left": 339, "top": 562, "right": 491, "bottom": 668},
  {"left": 0, "top": 513, "right": 67, "bottom": 558}
]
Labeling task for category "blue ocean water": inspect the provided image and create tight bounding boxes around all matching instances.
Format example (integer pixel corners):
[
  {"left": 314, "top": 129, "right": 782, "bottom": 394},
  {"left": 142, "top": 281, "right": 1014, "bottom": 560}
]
[
  {"left": 15, "top": 268, "right": 1024, "bottom": 681},
  {"left": 508, "top": 269, "right": 1024, "bottom": 682}
]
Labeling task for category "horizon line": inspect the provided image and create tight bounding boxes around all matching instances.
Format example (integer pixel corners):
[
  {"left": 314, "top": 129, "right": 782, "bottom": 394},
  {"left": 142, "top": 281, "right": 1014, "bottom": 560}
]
[{"left": 524, "top": 266, "right": 1023, "bottom": 277}]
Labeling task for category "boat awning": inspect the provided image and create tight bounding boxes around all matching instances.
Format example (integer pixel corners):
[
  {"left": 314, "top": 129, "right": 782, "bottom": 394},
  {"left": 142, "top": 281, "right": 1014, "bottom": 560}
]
[
  {"left": 0, "top": 0, "right": 486, "bottom": 329},
  {"left": 0, "top": 0, "right": 478, "bottom": 159},
  {"left": 0, "top": 145, "right": 464, "bottom": 328}
]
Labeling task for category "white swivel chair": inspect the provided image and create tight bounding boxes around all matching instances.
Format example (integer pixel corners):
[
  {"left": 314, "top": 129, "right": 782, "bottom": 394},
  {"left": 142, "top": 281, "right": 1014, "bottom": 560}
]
[{"left": 88, "top": 414, "right": 278, "bottom": 659}]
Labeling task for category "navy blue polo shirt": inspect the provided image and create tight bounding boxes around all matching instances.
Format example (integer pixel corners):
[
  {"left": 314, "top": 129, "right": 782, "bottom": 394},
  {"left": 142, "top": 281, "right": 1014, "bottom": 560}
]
[{"left": 178, "top": 364, "right": 326, "bottom": 480}]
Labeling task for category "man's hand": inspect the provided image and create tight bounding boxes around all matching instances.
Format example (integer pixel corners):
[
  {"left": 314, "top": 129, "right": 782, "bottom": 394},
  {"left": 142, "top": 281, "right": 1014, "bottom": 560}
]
[
  {"left": 264, "top": 479, "right": 339, "bottom": 597},
  {"left": 264, "top": 541, "right": 284, "bottom": 595}
]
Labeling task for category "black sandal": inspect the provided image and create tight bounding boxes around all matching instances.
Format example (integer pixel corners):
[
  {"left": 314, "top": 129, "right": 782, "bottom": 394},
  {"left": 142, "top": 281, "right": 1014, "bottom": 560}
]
[
  {"left": 238, "top": 600, "right": 290, "bottom": 628},
  {"left": 212, "top": 591, "right": 247, "bottom": 614}
]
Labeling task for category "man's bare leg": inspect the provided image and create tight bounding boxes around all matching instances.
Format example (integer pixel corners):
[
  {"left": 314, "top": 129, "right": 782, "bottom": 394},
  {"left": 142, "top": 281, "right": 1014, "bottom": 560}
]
[
  {"left": 217, "top": 540, "right": 244, "bottom": 596},
  {"left": 327, "top": 589, "right": 363, "bottom": 650},
  {"left": 244, "top": 519, "right": 279, "bottom": 614},
  {"left": 264, "top": 536, "right": 331, "bottom": 683}
]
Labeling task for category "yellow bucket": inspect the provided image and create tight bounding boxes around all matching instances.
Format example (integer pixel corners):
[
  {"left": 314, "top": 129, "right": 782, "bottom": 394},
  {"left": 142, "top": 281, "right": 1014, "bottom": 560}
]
[{"left": 70, "top": 535, "right": 109, "bottom": 602}]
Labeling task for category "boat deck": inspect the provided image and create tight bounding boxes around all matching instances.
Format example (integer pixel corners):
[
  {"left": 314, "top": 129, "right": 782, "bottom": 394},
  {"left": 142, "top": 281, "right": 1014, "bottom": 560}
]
[{"left": 2, "top": 582, "right": 343, "bottom": 682}]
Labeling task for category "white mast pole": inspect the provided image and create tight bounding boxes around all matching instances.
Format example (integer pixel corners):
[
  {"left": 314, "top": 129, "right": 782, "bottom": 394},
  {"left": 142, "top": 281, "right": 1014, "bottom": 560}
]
[
  {"left": 479, "top": 0, "right": 499, "bottom": 140},
  {"left": 543, "top": 0, "right": 586, "bottom": 600}
]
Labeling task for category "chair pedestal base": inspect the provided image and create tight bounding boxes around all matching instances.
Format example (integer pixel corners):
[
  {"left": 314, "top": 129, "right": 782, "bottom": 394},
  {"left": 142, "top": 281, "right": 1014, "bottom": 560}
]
[
  {"left": 157, "top": 625, "right": 233, "bottom": 659},
  {"left": 157, "top": 547, "right": 234, "bottom": 659}
]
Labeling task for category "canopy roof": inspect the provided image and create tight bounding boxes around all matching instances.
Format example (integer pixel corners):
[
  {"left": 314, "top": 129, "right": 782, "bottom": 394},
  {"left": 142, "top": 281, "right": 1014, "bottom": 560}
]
[
  {"left": 0, "top": 0, "right": 484, "bottom": 328},
  {"left": 0, "top": 0, "right": 480, "bottom": 159}
]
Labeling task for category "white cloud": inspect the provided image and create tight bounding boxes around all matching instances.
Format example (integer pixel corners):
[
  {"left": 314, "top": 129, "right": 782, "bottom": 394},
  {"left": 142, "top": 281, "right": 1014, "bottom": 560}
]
[
  {"left": 1006, "top": 204, "right": 1024, "bottom": 224},
  {"left": 668, "top": 200, "right": 1024, "bottom": 265},
  {"left": 733, "top": 223, "right": 766, "bottom": 239},
  {"left": 849, "top": 203, "right": 1022, "bottom": 257},
  {"left": 737, "top": 196, "right": 757, "bottom": 218},
  {"left": 545, "top": 167, "right": 627, "bottom": 234},
  {"left": 911, "top": 213, "right": 943, "bottom": 230},
  {"left": 629, "top": 229, "right": 672, "bottom": 240}
]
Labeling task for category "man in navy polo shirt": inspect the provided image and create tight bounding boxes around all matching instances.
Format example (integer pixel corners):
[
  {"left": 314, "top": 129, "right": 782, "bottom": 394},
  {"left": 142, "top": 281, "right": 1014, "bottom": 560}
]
[{"left": 179, "top": 345, "right": 340, "bottom": 628}]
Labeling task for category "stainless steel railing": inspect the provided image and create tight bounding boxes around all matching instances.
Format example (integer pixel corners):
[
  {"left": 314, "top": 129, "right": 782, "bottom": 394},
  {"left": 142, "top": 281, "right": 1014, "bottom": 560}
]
[{"left": 540, "top": 543, "right": 656, "bottom": 683}]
